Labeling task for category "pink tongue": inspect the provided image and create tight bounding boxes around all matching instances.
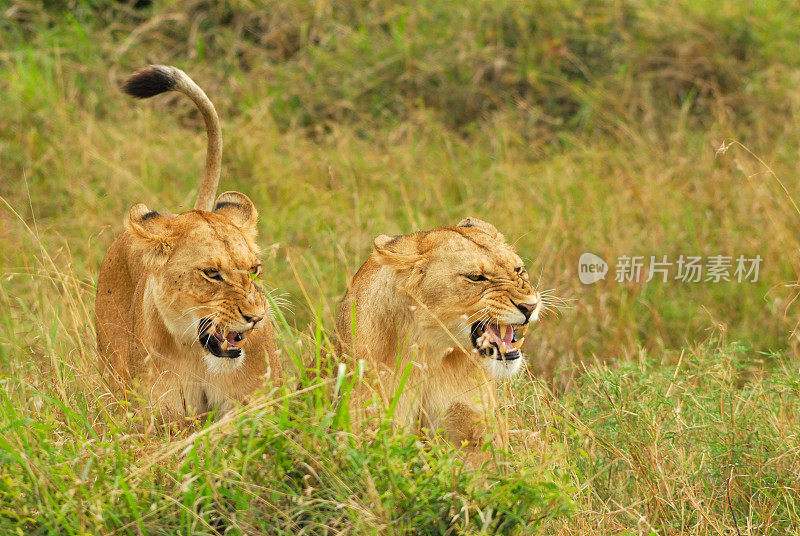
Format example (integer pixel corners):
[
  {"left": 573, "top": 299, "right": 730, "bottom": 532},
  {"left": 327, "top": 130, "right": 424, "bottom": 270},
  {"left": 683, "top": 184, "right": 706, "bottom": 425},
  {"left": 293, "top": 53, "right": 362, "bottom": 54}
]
[
  {"left": 504, "top": 326, "right": 514, "bottom": 344},
  {"left": 488, "top": 325, "right": 514, "bottom": 344},
  {"left": 226, "top": 332, "right": 238, "bottom": 344}
]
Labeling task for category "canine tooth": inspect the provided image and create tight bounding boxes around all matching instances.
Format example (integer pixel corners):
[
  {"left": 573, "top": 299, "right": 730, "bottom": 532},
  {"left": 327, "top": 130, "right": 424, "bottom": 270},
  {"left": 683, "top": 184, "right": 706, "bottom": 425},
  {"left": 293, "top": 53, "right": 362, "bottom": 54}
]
[{"left": 221, "top": 340, "right": 228, "bottom": 351}]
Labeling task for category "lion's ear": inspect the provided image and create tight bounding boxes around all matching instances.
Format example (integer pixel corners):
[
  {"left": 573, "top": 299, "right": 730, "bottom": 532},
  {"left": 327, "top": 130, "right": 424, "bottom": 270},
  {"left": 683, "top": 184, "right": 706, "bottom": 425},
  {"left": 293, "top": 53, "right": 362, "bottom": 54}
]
[
  {"left": 214, "top": 191, "right": 258, "bottom": 237},
  {"left": 125, "top": 204, "right": 175, "bottom": 265},
  {"left": 373, "top": 233, "right": 422, "bottom": 268},
  {"left": 457, "top": 217, "right": 506, "bottom": 243}
]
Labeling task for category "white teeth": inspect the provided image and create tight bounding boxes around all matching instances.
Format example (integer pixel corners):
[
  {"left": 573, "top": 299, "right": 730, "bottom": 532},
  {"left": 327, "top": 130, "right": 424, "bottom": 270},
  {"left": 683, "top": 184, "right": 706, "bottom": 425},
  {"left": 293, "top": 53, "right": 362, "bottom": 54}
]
[
  {"left": 477, "top": 325, "right": 527, "bottom": 356},
  {"left": 221, "top": 340, "right": 229, "bottom": 351},
  {"left": 477, "top": 332, "right": 491, "bottom": 349}
]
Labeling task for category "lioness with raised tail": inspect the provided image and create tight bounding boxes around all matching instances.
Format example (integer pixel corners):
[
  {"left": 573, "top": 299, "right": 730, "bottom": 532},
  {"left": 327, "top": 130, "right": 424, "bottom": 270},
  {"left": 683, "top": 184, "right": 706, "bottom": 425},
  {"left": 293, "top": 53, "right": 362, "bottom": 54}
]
[
  {"left": 335, "top": 217, "right": 540, "bottom": 454},
  {"left": 95, "top": 66, "right": 280, "bottom": 418}
]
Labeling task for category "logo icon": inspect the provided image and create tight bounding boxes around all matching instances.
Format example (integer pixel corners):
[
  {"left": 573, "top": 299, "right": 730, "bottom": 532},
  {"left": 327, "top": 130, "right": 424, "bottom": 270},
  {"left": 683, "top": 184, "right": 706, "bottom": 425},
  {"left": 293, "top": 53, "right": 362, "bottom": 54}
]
[{"left": 579, "top": 252, "right": 608, "bottom": 285}]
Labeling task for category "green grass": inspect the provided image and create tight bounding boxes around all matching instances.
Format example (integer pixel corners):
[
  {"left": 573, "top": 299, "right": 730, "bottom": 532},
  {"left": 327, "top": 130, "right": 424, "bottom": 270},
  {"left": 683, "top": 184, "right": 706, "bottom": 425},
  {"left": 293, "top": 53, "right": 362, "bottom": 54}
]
[{"left": 2, "top": 0, "right": 800, "bottom": 533}]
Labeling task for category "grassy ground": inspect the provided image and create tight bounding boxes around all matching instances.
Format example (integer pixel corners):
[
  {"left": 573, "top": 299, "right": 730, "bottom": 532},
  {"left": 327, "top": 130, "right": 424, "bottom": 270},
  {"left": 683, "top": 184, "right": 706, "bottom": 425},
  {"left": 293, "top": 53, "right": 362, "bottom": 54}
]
[{"left": 1, "top": 1, "right": 800, "bottom": 534}]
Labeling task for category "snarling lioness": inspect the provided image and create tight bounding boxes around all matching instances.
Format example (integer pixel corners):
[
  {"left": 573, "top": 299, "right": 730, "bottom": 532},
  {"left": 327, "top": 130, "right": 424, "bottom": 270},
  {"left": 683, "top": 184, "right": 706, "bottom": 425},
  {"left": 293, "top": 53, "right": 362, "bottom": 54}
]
[
  {"left": 95, "top": 66, "right": 280, "bottom": 418},
  {"left": 335, "top": 218, "right": 540, "bottom": 452}
]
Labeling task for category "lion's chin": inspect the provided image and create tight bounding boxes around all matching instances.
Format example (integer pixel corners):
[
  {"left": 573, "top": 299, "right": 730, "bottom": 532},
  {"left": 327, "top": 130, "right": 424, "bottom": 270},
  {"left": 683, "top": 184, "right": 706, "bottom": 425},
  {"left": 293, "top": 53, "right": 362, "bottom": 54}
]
[
  {"left": 480, "top": 354, "right": 524, "bottom": 379},
  {"left": 198, "top": 319, "right": 246, "bottom": 359}
]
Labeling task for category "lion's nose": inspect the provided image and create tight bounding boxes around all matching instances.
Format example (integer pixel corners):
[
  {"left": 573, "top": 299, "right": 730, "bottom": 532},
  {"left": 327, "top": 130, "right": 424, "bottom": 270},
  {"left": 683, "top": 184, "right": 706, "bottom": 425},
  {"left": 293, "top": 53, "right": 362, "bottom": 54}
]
[
  {"left": 243, "top": 313, "right": 263, "bottom": 324},
  {"left": 514, "top": 300, "right": 539, "bottom": 323},
  {"left": 239, "top": 308, "right": 264, "bottom": 325}
]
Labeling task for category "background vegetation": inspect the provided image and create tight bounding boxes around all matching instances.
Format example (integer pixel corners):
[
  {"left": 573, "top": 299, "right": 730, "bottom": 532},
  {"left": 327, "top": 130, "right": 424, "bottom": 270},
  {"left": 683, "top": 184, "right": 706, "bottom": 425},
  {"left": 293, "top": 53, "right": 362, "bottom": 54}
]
[{"left": 1, "top": 0, "right": 799, "bottom": 533}]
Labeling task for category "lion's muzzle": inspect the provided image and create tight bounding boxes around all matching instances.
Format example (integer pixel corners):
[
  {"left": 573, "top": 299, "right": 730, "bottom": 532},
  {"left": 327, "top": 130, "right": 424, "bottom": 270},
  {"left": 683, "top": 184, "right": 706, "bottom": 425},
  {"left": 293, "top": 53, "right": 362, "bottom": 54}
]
[
  {"left": 198, "top": 318, "right": 249, "bottom": 359},
  {"left": 470, "top": 322, "right": 527, "bottom": 360}
]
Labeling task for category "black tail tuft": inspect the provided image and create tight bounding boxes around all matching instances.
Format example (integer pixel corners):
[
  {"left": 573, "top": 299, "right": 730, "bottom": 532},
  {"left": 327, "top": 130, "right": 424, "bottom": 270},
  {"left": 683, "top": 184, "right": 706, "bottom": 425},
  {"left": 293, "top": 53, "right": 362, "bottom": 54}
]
[{"left": 122, "top": 66, "right": 176, "bottom": 99}]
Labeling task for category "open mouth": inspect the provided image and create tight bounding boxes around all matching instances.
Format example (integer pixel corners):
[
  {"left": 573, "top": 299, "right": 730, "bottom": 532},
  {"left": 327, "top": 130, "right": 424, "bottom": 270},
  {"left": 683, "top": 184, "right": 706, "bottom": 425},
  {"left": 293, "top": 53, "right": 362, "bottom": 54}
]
[
  {"left": 198, "top": 318, "right": 246, "bottom": 359},
  {"left": 470, "top": 322, "right": 526, "bottom": 361}
]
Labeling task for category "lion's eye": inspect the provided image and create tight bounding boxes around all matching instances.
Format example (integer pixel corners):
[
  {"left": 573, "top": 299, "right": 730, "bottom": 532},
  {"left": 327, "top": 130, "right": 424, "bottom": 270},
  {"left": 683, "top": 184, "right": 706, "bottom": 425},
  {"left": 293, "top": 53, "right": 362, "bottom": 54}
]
[
  {"left": 250, "top": 265, "right": 262, "bottom": 277},
  {"left": 202, "top": 268, "right": 223, "bottom": 281},
  {"left": 465, "top": 274, "right": 489, "bottom": 282}
]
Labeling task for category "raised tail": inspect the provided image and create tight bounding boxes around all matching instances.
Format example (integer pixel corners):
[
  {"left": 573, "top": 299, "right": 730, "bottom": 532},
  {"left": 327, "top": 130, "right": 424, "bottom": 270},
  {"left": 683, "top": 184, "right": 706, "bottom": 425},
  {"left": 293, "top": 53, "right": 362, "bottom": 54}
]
[{"left": 122, "top": 65, "right": 222, "bottom": 212}]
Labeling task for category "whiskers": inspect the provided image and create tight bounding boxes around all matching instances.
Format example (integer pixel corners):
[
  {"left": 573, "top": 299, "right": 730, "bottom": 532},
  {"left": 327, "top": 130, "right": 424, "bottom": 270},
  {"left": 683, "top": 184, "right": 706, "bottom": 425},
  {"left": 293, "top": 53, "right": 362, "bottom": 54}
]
[
  {"left": 458, "top": 306, "right": 491, "bottom": 334},
  {"left": 173, "top": 305, "right": 215, "bottom": 338},
  {"left": 193, "top": 312, "right": 222, "bottom": 339},
  {"left": 537, "top": 288, "right": 573, "bottom": 319},
  {"left": 264, "top": 287, "right": 294, "bottom": 317}
]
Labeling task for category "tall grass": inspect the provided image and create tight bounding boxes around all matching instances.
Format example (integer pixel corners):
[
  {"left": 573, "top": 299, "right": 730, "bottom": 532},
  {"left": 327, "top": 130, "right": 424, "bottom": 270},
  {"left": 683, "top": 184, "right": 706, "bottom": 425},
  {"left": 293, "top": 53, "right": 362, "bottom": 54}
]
[
  {"left": 1, "top": 218, "right": 798, "bottom": 533},
  {"left": 0, "top": 236, "right": 574, "bottom": 534},
  {"left": 2, "top": 0, "right": 800, "bottom": 533}
]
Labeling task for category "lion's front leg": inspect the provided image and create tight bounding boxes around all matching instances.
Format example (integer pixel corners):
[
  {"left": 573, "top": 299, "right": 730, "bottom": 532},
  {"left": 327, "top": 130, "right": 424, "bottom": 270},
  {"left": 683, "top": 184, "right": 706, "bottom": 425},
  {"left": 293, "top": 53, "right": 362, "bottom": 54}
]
[
  {"left": 442, "top": 401, "right": 496, "bottom": 468},
  {"left": 442, "top": 400, "right": 487, "bottom": 448}
]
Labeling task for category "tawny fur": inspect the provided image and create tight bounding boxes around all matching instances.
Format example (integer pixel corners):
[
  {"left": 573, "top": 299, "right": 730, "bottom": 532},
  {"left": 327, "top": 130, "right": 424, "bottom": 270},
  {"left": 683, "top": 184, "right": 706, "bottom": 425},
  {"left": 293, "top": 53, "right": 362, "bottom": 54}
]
[
  {"left": 95, "top": 67, "right": 279, "bottom": 418},
  {"left": 335, "top": 217, "right": 540, "bottom": 453}
]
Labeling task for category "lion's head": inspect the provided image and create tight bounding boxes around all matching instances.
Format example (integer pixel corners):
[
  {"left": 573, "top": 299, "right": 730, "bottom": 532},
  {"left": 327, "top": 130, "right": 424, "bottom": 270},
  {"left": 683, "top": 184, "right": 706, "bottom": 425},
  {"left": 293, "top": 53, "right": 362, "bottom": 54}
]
[
  {"left": 361, "top": 217, "right": 540, "bottom": 379},
  {"left": 124, "top": 191, "right": 268, "bottom": 371}
]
